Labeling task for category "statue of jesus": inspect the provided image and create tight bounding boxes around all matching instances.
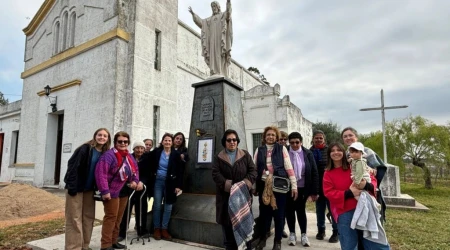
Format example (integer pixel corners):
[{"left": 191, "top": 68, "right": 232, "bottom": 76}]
[{"left": 189, "top": 1, "right": 233, "bottom": 78}]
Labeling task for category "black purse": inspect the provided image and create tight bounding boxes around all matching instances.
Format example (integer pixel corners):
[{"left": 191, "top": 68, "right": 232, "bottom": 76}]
[{"left": 272, "top": 175, "right": 290, "bottom": 193}]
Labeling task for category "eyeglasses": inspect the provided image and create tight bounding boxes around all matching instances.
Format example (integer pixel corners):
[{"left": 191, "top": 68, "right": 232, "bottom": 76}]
[
  {"left": 290, "top": 141, "right": 301, "bottom": 145},
  {"left": 117, "top": 140, "right": 129, "bottom": 144},
  {"left": 279, "top": 138, "right": 287, "bottom": 141},
  {"left": 226, "top": 138, "right": 237, "bottom": 143}
]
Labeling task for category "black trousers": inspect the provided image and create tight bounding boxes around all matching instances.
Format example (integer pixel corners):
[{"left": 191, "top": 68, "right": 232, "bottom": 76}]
[
  {"left": 286, "top": 187, "right": 308, "bottom": 234},
  {"left": 118, "top": 190, "right": 148, "bottom": 237}
]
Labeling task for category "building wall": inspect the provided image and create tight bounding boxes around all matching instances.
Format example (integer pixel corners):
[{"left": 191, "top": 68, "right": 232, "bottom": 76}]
[
  {"left": 0, "top": 101, "right": 21, "bottom": 182},
  {"left": 243, "top": 84, "right": 313, "bottom": 155},
  {"left": 17, "top": 1, "right": 123, "bottom": 187},
  {"left": 128, "top": 0, "right": 180, "bottom": 145},
  {"left": 3, "top": 0, "right": 311, "bottom": 187}
]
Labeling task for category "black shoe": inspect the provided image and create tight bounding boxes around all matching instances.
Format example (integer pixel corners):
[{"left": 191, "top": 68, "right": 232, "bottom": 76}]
[
  {"left": 316, "top": 231, "right": 326, "bottom": 240},
  {"left": 112, "top": 242, "right": 126, "bottom": 249},
  {"left": 256, "top": 237, "right": 267, "bottom": 250},
  {"left": 272, "top": 240, "right": 281, "bottom": 250},
  {"left": 117, "top": 236, "right": 124, "bottom": 242},
  {"left": 100, "top": 248, "right": 114, "bottom": 250},
  {"left": 282, "top": 230, "right": 288, "bottom": 238},
  {"left": 329, "top": 230, "right": 339, "bottom": 243},
  {"left": 326, "top": 212, "right": 332, "bottom": 224}
]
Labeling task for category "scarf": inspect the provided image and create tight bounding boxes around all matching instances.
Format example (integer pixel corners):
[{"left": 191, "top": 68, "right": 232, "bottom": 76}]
[
  {"left": 262, "top": 173, "right": 277, "bottom": 210},
  {"left": 113, "top": 147, "right": 137, "bottom": 180},
  {"left": 289, "top": 147, "right": 303, "bottom": 181},
  {"left": 229, "top": 181, "right": 254, "bottom": 250}
]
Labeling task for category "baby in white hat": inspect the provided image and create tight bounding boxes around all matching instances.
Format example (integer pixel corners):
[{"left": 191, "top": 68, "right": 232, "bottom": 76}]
[{"left": 349, "top": 142, "right": 372, "bottom": 200}]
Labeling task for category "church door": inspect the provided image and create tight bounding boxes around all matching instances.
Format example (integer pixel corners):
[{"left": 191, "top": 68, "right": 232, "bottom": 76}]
[{"left": 54, "top": 114, "right": 64, "bottom": 185}]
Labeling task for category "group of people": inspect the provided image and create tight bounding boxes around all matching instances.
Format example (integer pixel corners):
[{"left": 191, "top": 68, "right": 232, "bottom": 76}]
[
  {"left": 213, "top": 126, "right": 390, "bottom": 250},
  {"left": 63, "top": 125, "right": 389, "bottom": 250},
  {"left": 64, "top": 129, "right": 188, "bottom": 250}
]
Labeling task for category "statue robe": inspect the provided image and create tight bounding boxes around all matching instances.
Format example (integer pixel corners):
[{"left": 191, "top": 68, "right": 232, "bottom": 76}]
[{"left": 192, "top": 3, "right": 233, "bottom": 77}]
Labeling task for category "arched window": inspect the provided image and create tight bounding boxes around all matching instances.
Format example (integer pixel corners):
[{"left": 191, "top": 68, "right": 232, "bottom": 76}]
[
  {"left": 69, "top": 12, "right": 76, "bottom": 47},
  {"left": 62, "top": 12, "right": 68, "bottom": 50},
  {"left": 54, "top": 21, "right": 60, "bottom": 54}
]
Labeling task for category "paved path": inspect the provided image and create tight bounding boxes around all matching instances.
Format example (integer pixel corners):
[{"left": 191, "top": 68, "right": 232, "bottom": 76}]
[{"left": 28, "top": 212, "right": 341, "bottom": 250}]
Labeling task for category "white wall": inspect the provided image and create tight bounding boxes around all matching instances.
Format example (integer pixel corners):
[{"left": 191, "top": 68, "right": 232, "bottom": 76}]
[{"left": 0, "top": 101, "right": 21, "bottom": 182}]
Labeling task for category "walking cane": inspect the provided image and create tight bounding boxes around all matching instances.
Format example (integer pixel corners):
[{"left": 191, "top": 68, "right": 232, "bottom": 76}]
[
  {"left": 131, "top": 184, "right": 151, "bottom": 245},
  {"left": 125, "top": 189, "right": 136, "bottom": 249}
]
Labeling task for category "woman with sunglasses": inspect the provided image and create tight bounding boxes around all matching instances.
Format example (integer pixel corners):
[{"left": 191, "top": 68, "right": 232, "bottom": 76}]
[
  {"left": 95, "top": 131, "right": 142, "bottom": 250},
  {"left": 285, "top": 132, "right": 319, "bottom": 247},
  {"left": 254, "top": 126, "right": 298, "bottom": 250},
  {"left": 148, "top": 133, "right": 184, "bottom": 241},
  {"left": 212, "top": 129, "right": 257, "bottom": 250}
]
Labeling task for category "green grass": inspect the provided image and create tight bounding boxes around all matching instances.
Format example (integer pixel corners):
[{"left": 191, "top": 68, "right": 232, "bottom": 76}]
[
  {"left": 0, "top": 218, "right": 65, "bottom": 248},
  {"left": 306, "top": 182, "right": 450, "bottom": 249},
  {"left": 385, "top": 182, "right": 450, "bottom": 250}
]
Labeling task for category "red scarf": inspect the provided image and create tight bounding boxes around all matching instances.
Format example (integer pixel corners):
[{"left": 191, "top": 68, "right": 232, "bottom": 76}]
[
  {"left": 314, "top": 143, "right": 326, "bottom": 149},
  {"left": 113, "top": 147, "right": 137, "bottom": 175}
]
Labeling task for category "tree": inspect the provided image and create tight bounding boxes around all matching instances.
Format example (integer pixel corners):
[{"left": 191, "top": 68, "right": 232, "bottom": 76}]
[
  {"left": 248, "top": 67, "right": 269, "bottom": 85},
  {"left": 387, "top": 115, "right": 450, "bottom": 189},
  {"left": 0, "top": 92, "right": 8, "bottom": 106},
  {"left": 359, "top": 130, "right": 404, "bottom": 169},
  {"left": 312, "top": 121, "right": 342, "bottom": 144}
]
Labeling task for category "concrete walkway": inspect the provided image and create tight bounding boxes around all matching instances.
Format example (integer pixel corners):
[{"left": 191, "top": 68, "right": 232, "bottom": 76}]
[{"left": 27, "top": 212, "right": 341, "bottom": 250}]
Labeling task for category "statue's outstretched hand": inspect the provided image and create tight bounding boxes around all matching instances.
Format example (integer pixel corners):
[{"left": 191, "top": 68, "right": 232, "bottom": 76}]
[{"left": 188, "top": 6, "right": 194, "bottom": 15}]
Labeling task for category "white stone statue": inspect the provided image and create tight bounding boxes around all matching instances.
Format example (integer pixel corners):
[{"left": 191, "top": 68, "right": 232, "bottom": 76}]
[{"left": 189, "top": 1, "right": 233, "bottom": 78}]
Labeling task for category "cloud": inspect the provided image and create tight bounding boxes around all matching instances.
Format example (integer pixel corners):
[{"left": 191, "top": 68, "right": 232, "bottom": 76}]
[
  {"left": 182, "top": 0, "right": 450, "bottom": 133},
  {"left": 2, "top": 0, "right": 449, "bottom": 133}
]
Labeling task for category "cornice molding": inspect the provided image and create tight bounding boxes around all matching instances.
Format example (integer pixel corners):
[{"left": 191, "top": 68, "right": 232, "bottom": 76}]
[
  {"left": 37, "top": 79, "right": 81, "bottom": 96},
  {"left": 22, "top": 28, "right": 130, "bottom": 79},
  {"left": 23, "top": 0, "right": 55, "bottom": 36}
]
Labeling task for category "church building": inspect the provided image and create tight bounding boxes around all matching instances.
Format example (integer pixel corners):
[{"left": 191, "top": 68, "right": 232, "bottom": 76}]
[{"left": 0, "top": 0, "right": 311, "bottom": 187}]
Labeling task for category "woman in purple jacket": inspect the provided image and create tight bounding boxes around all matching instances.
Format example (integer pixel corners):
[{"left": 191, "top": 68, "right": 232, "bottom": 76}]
[{"left": 95, "top": 131, "right": 143, "bottom": 250}]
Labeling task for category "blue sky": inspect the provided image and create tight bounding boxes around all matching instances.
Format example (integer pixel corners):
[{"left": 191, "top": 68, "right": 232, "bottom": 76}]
[{"left": 1, "top": 0, "right": 449, "bottom": 133}]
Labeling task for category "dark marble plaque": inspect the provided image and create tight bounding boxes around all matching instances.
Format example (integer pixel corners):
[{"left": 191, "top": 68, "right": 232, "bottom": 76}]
[{"left": 200, "top": 96, "right": 214, "bottom": 121}]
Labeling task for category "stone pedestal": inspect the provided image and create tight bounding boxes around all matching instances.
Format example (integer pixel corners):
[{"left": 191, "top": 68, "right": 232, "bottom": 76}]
[
  {"left": 380, "top": 164, "right": 428, "bottom": 210},
  {"left": 170, "top": 77, "right": 249, "bottom": 247}
]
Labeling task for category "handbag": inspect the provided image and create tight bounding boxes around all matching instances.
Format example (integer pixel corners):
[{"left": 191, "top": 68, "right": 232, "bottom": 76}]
[
  {"left": 93, "top": 156, "right": 124, "bottom": 201},
  {"left": 272, "top": 175, "right": 290, "bottom": 193}
]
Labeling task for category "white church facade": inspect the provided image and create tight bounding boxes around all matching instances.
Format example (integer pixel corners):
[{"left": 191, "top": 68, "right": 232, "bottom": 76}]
[{"left": 0, "top": 0, "right": 312, "bottom": 187}]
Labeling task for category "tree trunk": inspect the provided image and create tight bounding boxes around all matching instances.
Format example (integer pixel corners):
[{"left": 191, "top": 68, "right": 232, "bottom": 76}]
[{"left": 413, "top": 159, "right": 433, "bottom": 189}]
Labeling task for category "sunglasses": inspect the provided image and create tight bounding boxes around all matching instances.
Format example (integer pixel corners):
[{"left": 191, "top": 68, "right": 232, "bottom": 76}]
[
  {"left": 290, "top": 141, "right": 301, "bottom": 145},
  {"left": 226, "top": 138, "right": 237, "bottom": 143},
  {"left": 279, "top": 138, "right": 287, "bottom": 141},
  {"left": 117, "top": 140, "right": 129, "bottom": 144}
]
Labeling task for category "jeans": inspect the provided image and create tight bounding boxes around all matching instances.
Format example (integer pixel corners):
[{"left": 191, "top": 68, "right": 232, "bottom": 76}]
[
  {"left": 315, "top": 195, "right": 337, "bottom": 231},
  {"left": 337, "top": 209, "right": 390, "bottom": 250},
  {"left": 153, "top": 176, "right": 173, "bottom": 229},
  {"left": 286, "top": 187, "right": 307, "bottom": 234},
  {"left": 259, "top": 191, "right": 286, "bottom": 241}
]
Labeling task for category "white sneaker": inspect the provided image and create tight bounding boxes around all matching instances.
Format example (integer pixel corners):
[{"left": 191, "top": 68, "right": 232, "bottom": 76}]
[
  {"left": 301, "top": 233, "right": 310, "bottom": 247},
  {"left": 288, "top": 232, "right": 296, "bottom": 246}
]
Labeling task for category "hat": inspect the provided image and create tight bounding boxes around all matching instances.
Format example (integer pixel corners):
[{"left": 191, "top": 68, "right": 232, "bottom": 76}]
[
  {"left": 349, "top": 142, "right": 367, "bottom": 155},
  {"left": 132, "top": 141, "right": 145, "bottom": 150}
]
